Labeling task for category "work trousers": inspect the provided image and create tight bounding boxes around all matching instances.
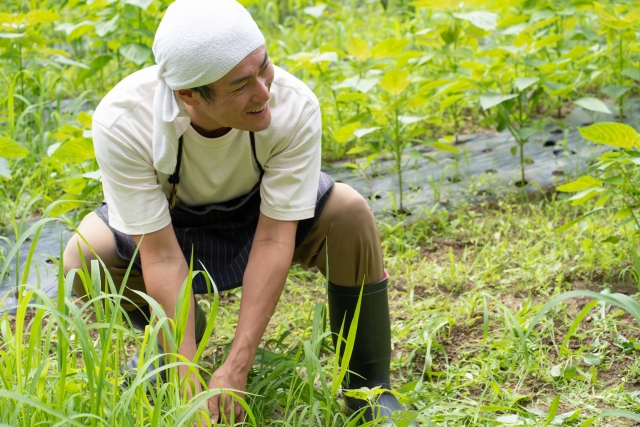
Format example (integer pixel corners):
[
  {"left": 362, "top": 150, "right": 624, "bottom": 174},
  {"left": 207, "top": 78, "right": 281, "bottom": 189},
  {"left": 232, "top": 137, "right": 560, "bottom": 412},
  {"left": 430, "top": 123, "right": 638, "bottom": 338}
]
[{"left": 63, "top": 183, "right": 384, "bottom": 333}]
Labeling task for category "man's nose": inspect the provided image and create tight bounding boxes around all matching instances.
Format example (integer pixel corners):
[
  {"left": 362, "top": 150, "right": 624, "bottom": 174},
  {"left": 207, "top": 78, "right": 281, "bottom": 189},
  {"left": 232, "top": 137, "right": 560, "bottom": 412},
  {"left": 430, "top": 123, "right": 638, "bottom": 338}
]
[{"left": 252, "top": 77, "right": 271, "bottom": 102}]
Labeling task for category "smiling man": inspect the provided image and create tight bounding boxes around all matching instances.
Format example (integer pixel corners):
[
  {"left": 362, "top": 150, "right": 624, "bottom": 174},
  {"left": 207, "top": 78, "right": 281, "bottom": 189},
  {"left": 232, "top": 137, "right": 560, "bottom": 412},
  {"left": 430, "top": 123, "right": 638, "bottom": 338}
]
[{"left": 62, "top": 0, "right": 415, "bottom": 424}]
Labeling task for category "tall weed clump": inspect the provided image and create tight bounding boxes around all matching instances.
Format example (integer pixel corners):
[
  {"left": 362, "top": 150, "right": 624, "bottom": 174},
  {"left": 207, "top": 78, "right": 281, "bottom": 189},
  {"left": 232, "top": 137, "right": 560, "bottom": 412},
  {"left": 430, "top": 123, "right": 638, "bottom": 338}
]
[{"left": 0, "top": 215, "right": 408, "bottom": 426}]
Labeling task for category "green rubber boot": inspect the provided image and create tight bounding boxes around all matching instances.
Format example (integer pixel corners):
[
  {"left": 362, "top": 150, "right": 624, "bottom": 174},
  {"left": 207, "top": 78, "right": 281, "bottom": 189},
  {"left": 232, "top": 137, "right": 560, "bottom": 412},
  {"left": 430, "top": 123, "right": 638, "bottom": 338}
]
[{"left": 328, "top": 275, "right": 417, "bottom": 426}]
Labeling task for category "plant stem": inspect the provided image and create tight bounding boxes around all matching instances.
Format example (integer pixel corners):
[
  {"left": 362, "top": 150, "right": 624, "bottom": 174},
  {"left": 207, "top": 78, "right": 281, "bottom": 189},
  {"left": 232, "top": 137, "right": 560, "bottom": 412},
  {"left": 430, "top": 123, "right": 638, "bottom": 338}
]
[
  {"left": 519, "top": 140, "right": 525, "bottom": 185},
  {"left": 618, "top": 30, "right": 624, "bottom": 123},
  {"left": 394, "top": 106, "right": 403, "bottom": 213}
]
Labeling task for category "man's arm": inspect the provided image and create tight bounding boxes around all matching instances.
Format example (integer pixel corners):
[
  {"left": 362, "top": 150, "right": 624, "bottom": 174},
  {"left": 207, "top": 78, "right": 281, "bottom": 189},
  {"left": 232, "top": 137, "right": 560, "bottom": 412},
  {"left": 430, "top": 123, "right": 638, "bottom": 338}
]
[
  {"left": 132, "top": 224, "right": 199, "bottom": 383},
  {"left": 208, "top": 212, "right": 297, "bottom": 421}
]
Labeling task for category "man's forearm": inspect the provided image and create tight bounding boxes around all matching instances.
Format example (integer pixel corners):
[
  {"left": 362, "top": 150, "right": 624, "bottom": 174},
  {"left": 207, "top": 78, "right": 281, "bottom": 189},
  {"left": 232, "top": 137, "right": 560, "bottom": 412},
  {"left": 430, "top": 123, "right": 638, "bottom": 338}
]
[
  {"left": 133, "top": 231, "right": 198, "bottom": 372},
  {"left": 226, "top": 223, "right": 296, "bottom": 374},
  {"left": 143, "top": 258, "right": 198, "bottom": 358}
]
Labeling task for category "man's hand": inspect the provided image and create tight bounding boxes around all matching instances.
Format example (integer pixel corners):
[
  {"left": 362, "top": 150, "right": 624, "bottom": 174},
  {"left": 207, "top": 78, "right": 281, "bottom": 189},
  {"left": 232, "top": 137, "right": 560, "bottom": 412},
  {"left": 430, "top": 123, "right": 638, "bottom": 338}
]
[{"left": 207, "top": 362, "right": 248, "bottom": 423}]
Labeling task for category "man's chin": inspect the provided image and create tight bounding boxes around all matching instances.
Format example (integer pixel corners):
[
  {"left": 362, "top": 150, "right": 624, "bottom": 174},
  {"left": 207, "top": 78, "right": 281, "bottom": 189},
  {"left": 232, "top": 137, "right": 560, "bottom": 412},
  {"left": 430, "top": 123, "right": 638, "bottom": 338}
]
[{"left": 248, "top": 116, "right": 272, "bottom": 133}]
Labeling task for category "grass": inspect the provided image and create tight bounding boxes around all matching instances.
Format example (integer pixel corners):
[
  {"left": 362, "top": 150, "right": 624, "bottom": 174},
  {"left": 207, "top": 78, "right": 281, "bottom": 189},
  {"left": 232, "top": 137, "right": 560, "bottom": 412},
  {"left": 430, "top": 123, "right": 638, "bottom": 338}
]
[{"left": 1, "top": 188, "right": 640, "bottom": 425}]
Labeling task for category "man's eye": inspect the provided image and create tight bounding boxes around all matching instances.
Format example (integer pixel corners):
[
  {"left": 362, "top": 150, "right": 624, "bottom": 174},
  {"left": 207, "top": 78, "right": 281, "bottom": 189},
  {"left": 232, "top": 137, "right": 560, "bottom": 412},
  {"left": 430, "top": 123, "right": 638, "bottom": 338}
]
[{"left": 235, "top": 84, "right": 247, "bottom": 92}]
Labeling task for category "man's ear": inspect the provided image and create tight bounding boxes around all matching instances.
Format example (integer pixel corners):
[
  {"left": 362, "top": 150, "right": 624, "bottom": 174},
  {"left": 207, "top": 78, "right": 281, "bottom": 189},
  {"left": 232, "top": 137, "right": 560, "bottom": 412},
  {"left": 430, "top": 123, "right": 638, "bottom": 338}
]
[{"left": 175, "top": 89, "right": 200, "bottom": 106}]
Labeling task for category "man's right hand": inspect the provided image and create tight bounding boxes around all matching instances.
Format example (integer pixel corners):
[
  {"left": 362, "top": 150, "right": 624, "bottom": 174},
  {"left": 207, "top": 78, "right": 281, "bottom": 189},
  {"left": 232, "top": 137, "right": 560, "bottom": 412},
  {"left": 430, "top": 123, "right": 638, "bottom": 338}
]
[{"left": 207, "top": 361, "right": 249, "bottom": 424}]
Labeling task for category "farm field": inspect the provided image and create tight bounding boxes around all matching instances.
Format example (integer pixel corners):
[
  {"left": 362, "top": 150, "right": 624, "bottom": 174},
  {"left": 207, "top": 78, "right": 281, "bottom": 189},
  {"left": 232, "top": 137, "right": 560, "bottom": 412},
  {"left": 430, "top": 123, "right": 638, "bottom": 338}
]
[{"left": 2, "top": 0, "right": 640, "bottom": 425}]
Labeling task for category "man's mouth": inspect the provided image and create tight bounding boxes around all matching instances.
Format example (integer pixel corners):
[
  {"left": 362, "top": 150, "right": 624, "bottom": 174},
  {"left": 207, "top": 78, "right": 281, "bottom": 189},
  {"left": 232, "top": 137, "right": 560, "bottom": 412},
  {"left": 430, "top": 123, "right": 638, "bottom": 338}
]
[{"left": 248, "top": 104, "right": 267, "bottom": 115}]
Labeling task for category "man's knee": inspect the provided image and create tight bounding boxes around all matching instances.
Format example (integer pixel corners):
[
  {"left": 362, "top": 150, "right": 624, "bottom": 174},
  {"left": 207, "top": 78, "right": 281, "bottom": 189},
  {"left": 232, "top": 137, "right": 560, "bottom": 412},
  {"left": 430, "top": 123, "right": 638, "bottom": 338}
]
[
  {"left": 326, "top": 183, "right": 377, "bottom": 233},
  {"left": 62, "top": 212, "right": 117, "bottom": 296},
  {"left": 63, "top": 234, "right": 82, "bottom": 275}
]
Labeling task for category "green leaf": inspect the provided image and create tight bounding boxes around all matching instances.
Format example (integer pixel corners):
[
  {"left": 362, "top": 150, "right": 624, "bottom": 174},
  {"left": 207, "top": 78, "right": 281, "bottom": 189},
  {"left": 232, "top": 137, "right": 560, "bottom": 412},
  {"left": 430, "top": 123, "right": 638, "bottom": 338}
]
[
  {"left": 334, "top": 122, "right": 360, "bottom": 143},
  {"left": 613, "top": 207, "right": 632, "bottom": 221},
  {"left": 49, "top": 194, "right": 81, "bottom": 217},
  {"left": 514, "top": 77, "right": 539, "bottom": 92},
  {"left": 371, "top": 38, "right": 408, "bottom": 59},
  {"left": 534, "top": 34, "right": 563, "bottom": 51},
  {"left": 601, "top": 236, "right": 621, "bottom": 244},
  {"left": 390, "top": 410, "right": 419, "bottom": 427},
  {"left": 433, "top": 141, "right": 459, "bottom": 153},
  {"left": 573, "top": 97, "right": 611, "bottom": 114},
  {"left": 582, "top": 354, "right": 600, "bottom": 366},
  {"left": 335, "top": 92, "right": 368, "bottom": 102},
  {"left": 563, "top": 365, "right": 577, "bottom": 380},
  {"left": 452, "top": 11, "right": 497, "bottom": 30},
  {"left": 602, "top": 175, "right": 624, "bottom": 185},
  {"left": 0, "top": 137, "right": 29, "bottom": 158},
  {"left": 0, "top": 158, "right": 10, "bottom": 179},
  {"left": 380, "top": 70, "right": 410, "bottom": 95},
  {"left": 76, "top": 55, "right": 112, "bottom": 85},
  {"left": 119, "top": 43, "right": 152, "bottom": 65},
  {"left": 0, "top": 32, "right": 25, "bottom": 39},
  {"left": 519, "top": 127, "right": 537, "bottom": 140},
  {"left": 545, "top": 395, "right": 560, "bottom": 425},
  {"left": 354, "top": 78, "right": 378, "bottom": 93},
  {"left": 569, "top": 188, "right": 605, "bottom": 205},
  {"left": 346, "top": 37, "right": 370, "bottom": 61},
  {"left": 51, "top": 138, "right": 95, "bottom": 163},
  {"left": 310, "top": 51, "right": 338, "bottom": 63},
  {"left": 53, "top": 55, "right": 91, "bottom": 69},
  {"left": 124, "top": 0, "right": 154, "bottom": 9},
  {"left": 556, "top": 176, "right": 603, "bottom": 192},
  {"left": 552, "top": 410, "right": 580, "bottom": 425},
  {"left": 303, "top": 4, "right": 326, "bottom": 18},
  {"left": 354, "top": 127, "right": 380, "bottom": 138},
  {"left": 440, "top": 93, "right": 465, "bottom": 111},
  {"left": 561, "top": 300, "right": 598, "bottom": 352},
  {"left": 602, "top": 85, "right": 631, "bottom": 100},
  {"left": 398, "top": 115, "right": 425, "bottom": 125},
  {"left": 599, "top": 410, "right": 640, "bottom": 423},
  {"left": 346, "top": 147, "right": 366, "bottom": 155},
  {"left": 480, "top": 93, "right": 518, "bottom": 110},
  {"left": 95, "top": 15, "right": 119, "bottom": 37},
  {"left": 621, "top": 68, "right": 640, "bottom": 81},
  {"left": 555, "top": 208, "right": 603, "bottom": 233},
  {"left": 67, "top": 22, "right": 93, "bottom": 41},
  {"left": 26, "top": 9, "right": 60, "bottom": 25},
  {"left": 578, "top": 122, "right": 638, "bottom": 149}
]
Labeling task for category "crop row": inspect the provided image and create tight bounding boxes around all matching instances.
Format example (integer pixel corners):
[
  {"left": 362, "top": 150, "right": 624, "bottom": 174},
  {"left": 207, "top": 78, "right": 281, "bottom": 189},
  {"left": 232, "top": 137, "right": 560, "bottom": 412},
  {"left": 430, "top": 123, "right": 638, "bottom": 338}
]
[{"left": 0, "top": 0, "right": 639, "bottom": 218}]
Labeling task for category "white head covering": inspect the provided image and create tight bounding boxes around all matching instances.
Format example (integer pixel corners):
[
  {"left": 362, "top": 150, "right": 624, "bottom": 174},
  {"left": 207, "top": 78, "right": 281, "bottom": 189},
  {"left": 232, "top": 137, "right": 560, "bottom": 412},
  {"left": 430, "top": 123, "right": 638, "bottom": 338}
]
[{"left": 152, "top": 0, "right": 265, "bottom": 174}]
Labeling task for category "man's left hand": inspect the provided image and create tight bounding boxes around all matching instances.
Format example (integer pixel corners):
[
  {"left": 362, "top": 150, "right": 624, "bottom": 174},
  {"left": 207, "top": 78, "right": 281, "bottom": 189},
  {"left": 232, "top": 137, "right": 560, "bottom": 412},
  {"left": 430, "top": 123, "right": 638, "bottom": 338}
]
[{"left": 207, "top": 362, "right": 248, "bottom": 424}]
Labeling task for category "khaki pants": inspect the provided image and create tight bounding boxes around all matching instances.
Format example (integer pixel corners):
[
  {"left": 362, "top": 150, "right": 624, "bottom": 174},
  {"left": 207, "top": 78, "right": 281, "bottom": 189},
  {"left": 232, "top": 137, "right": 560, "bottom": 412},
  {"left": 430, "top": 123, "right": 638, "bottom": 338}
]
[{"left": 63, "top": 183, "right": 384, "bottom": 326}]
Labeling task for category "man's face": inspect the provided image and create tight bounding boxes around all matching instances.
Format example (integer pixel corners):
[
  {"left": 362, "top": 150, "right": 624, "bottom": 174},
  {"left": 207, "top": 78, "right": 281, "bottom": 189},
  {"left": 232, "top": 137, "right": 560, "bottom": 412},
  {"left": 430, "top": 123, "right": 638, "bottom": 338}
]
[{"left": 194, "top": 46, "right": 274, "bottom": 133}]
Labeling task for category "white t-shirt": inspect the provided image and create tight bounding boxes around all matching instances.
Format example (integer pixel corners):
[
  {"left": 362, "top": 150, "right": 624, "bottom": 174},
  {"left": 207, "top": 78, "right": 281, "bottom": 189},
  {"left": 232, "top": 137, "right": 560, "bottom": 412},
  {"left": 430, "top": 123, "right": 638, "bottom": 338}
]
[{"left": 92, "top": 65, "right": 321, "bottom": 235}]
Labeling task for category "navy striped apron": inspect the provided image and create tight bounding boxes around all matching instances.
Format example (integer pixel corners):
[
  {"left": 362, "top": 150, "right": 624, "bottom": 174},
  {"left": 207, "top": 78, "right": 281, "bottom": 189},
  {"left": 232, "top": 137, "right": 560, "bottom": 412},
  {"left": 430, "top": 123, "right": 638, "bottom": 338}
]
[{"left": 96, "top": 131, "right": 334, "bottom": 294}]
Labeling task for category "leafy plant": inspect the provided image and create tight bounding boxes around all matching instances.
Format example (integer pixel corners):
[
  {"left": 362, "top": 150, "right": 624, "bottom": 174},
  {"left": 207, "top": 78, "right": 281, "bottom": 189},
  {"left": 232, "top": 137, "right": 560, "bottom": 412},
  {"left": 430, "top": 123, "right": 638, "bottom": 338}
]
[
  {"left": 480, "top": 77, "right": 544, "bottom": 187},
  {"left": 556, "top": 122, "right": 640, "bottom": 241}
]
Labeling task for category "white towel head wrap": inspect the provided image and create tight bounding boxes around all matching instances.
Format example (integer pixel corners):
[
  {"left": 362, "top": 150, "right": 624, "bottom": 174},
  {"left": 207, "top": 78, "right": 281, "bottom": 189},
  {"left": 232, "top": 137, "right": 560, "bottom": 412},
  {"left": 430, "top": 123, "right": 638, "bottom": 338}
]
[{"left": 152, "top": 0, "right": 265, "bottom": 174}]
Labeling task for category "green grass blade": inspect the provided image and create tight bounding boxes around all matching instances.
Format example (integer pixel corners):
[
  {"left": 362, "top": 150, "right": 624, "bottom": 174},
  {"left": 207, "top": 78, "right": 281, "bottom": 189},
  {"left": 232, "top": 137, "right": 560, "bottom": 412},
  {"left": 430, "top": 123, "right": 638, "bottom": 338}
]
[
  {"left": 560, "top": 300, "right": 598, "bottom": 354},
  {"left": 599, "top": 409, "right": 640, "bottom": 422},
  {"left": 544, "top": 395, "right": 560, "bottom": 425}
]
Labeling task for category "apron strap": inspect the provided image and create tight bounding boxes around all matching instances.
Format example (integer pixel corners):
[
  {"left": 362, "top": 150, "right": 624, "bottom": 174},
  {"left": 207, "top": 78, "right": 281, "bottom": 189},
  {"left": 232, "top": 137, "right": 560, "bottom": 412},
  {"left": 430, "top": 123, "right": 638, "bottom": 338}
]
[
  {"left": 250, "top": 131, "right": 264, "bottom": 180},
  {"left": 169, "top": 132, "right": 263, "bottom": 210},
  {"left": 169, "top": 135, "right": 184, "bottom": 209}
]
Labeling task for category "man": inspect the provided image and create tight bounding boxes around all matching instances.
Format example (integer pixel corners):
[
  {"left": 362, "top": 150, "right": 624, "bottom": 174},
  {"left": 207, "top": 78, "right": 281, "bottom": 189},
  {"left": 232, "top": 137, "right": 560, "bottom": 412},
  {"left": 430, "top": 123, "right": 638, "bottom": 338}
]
[{"left": 63, "top": 0, "right": 416, "bottom": 424}]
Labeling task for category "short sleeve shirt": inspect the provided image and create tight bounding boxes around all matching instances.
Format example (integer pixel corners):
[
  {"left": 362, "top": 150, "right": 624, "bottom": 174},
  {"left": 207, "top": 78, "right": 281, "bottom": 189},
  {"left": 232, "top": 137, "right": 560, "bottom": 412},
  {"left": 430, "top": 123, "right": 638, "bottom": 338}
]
[{"left": 92, "top": 65, "right": 321, "bottom": 235}]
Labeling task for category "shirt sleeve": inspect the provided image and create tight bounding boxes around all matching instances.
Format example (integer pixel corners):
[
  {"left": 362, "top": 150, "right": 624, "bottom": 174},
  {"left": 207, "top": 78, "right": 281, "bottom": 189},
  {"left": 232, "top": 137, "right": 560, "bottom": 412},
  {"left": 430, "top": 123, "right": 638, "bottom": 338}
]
[
  {"left": 93, "top": 120, "right": 172, "bottom": 235},
  {"left": 259, "top": 104, "right": 321, "bottom": 221}
]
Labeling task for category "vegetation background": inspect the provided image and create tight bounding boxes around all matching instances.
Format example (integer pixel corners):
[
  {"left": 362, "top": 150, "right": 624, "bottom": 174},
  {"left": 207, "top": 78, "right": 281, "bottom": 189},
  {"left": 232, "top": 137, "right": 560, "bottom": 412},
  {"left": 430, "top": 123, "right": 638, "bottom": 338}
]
[{"left": 1, "top": 0, "right": 640, "bottom": 425}]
